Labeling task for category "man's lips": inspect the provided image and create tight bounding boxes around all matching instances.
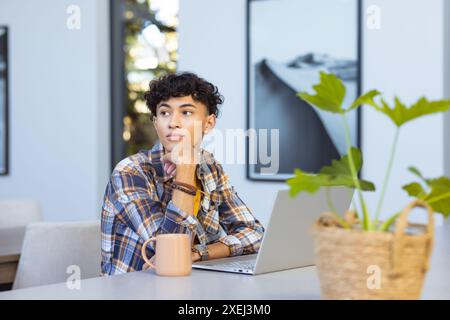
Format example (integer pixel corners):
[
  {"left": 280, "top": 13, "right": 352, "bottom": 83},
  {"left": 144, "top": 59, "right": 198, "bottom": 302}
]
[{"left": 166, "top": 133, "right": 184, "bottom": 141}]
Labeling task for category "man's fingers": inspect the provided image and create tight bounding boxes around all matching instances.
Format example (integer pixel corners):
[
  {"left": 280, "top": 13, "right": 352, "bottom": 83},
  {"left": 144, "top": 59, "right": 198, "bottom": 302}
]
[
  {"left": 162, "top": 158, "right": 177, "bottom": 177},
  {"left": 162, "top": 152, "right": 172, "bottom": 163},
  {"left": 167, "top": 163, "right": 176, "bottom": 176}
]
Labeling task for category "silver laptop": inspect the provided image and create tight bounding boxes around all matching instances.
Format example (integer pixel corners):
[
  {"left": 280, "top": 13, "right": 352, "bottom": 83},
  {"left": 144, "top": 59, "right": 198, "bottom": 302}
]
[{"left": 192, "top": 187, "right": 353, "bottom": 275}]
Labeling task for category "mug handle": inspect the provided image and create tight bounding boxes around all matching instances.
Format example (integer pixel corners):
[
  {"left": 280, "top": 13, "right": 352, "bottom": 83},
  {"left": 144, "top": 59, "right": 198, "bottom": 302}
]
[{"left": 141, "top": 237, "right": 157, "bottom": 269}]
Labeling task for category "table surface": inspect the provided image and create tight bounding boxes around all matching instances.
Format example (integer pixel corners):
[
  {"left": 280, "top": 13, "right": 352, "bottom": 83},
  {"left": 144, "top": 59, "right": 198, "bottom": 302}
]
[{"left": 0, "top": 224, "right": 449, "bottom": 300}]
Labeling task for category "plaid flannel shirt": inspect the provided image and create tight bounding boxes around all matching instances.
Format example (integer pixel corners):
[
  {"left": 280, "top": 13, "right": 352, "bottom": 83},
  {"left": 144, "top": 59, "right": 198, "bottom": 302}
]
[{"left": 100, "top": 141, "right": 265, "bottom": 276}]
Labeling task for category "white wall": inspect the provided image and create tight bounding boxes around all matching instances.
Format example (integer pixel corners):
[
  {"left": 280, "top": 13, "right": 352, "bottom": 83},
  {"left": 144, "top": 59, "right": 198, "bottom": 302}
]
[
  {"left": 362, "top": 0, "right": 444, "bottom": 226},
  {"left": 0, "top": 0, "right": 110, "bottom": 222},
  {"left": 179, "top": 0, "right": 447, "bottom": 227}
]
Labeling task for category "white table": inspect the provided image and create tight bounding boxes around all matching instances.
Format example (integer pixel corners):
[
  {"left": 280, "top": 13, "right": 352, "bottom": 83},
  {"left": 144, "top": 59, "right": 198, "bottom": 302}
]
[{"left": 0, "top": 224, "right": 448, "bottom": 300}]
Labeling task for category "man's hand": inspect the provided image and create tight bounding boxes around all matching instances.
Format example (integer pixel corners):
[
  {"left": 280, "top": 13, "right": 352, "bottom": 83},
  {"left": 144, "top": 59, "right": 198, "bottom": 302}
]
[
  {"left": 163, "top": 160, "right": 177, "bottom": 178},
  {"left": 191, "top": 251, "right": 201, "bottom": 263},
  {"left": 163, "top": 133, "right": 200, "bottom": 184},
  {"left": 163, "top": 129, "right": 201, "bottom": 167}
]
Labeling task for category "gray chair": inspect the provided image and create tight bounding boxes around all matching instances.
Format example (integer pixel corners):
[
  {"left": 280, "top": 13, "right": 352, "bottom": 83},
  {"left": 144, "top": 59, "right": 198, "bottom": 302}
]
[{"left": 13, "top": 220, "right": 101, "bottom": 290}]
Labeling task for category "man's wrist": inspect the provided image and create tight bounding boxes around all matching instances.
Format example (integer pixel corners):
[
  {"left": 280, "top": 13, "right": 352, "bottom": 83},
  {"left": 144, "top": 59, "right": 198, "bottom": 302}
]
[
  {"left": 176, "top": 164, "right": 197, "bottom": 183},
  {"left": 192, "top": 251, "right": 201, "bottom": 262},
  {"left": 192, "top": 244, "right": 209, "bottom": 261}
]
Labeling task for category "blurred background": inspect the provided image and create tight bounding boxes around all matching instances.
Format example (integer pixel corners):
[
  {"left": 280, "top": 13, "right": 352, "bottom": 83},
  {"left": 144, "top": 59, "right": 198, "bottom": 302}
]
[{"left": 0, "top": 0, "right": 449, "bottom": 283}]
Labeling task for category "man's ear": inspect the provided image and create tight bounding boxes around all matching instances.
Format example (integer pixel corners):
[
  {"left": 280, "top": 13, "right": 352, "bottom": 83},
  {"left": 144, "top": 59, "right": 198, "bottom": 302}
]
[
  {"left": 152, "top": 115, "right": 157, "bottom": 130},
  {"left": 204, "top": 114, "right": 216, "bottom": 134}
]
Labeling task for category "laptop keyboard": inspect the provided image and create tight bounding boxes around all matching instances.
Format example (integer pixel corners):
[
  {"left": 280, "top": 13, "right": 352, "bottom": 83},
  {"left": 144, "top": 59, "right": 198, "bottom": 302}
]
[{"left": 216, "top": 260, "right": 255, "bottom": 270}]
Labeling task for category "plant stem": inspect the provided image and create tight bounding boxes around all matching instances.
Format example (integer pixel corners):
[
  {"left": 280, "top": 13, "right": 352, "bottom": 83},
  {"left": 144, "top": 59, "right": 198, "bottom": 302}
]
[
  {"left": 341, "top": 115, "right": 372, "bottom": 230},
  {"left": 379, "top": 211, "right": 401, "bottom": 232},
  {"left": 374, "top": 128, "right": 400, "bottom": 226},
  {"left": 349, "top": 188, "right": 360, "bottom": 219},
  {"left": 426, "top": 191, "right": 450, "bottom": 204},
  {"left": 326, "top": 188, "right": 350, "bottom": 229}
]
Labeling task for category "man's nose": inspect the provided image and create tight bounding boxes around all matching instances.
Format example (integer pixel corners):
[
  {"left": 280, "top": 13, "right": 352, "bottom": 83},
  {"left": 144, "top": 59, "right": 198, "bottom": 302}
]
[{"left": 169, "top": 112, "right": 181, "bottom": 129}]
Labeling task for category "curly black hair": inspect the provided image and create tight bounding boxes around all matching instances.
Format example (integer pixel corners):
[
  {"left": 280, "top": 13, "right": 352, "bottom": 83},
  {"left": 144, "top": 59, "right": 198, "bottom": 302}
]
[{"left": 144, "top": 72, "right": 224, "bottom": 118}]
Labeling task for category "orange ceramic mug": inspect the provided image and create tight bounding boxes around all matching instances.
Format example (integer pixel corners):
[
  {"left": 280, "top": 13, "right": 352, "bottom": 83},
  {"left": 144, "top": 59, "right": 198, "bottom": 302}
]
[{"left": 141, "top": 233, "right": 192, "bottom": 276}]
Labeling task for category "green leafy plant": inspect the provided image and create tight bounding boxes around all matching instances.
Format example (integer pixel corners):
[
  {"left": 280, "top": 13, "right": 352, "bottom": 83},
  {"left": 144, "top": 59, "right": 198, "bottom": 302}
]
[{"left": 287, "top": 72, "right": 450, "bottom": 231}]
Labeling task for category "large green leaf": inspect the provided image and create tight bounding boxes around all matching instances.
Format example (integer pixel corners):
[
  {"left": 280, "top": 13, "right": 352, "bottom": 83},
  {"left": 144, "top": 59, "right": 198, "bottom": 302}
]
[
  {"left": 287, "top": 147, "right": 375, "bottom": 197},
  {"left": 402, "top": 182, "right": 426, "bottom": 198},
  {"left": 348, "top": 90, "right": 381, "bottom": 112},
  {"left": 425, "top": 177, "right": 450, "bottom": 218},
  {"left": 297, "top": 72, "right": 346, "bottom": 114},
  {"left": 320, "top": 147, "right": 362, "bottom": 176},
  {"left": 402, "top": 168, "right": 450, "bottom": 218},
  {"left": 370, "top": 96, "right": 450, "bottom": 127},
  {"left": 287, "top": 170, "right": 330, "bottom": 196}
]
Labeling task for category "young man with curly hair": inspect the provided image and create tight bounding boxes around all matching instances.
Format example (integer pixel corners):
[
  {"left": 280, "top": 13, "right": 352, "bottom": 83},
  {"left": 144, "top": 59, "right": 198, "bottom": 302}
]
[{"left": 100, "top": 72, "right": 264, "bottom": 275}]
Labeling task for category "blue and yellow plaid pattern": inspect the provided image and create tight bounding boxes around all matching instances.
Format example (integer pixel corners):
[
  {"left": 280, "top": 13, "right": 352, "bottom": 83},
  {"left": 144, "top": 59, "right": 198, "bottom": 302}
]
[{"left": 100, "top": 141, "right": 265, "bottom": 276}]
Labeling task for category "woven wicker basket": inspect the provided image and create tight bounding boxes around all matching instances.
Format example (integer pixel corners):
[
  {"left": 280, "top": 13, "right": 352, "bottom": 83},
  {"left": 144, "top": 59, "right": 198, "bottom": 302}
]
[{"left": 312, "top": 200, "right": 434, "bottom": 300}]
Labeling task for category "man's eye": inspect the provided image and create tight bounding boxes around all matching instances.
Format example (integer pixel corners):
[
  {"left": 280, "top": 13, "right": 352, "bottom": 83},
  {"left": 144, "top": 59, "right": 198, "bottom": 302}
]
[
  {"left": 183, "top": 111, "right": 193, "bottom": 116},
  {"left": 160, "top": 111, "right": 169, "bottom": 116}
]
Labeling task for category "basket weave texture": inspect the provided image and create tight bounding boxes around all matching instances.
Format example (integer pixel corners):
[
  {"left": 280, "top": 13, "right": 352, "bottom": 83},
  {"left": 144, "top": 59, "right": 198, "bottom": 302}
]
[{"left": 312, "top": 200, "right": 434, "bottom": 300}]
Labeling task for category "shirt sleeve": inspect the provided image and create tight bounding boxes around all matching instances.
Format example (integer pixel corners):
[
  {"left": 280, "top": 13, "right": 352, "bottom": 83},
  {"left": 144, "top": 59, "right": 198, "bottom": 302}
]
[
  {"left": 112, "top": 169, "right": 198, "bottom": 235},
  {"left": 100, "top": 168, "right": 198, "bottom": 275},
  {"left": 214, "top": 164, "right": 265, "bottom": 257}
]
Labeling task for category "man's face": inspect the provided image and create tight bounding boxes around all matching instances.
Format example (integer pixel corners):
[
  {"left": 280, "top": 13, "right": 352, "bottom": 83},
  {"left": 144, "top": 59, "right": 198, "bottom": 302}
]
[{"left": 153, "top": 95, "right": 216, "bottom": 153}]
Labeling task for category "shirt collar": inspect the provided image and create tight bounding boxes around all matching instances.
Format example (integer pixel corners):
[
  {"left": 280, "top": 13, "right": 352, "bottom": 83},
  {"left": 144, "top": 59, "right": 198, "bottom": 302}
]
[{"left": 148, "top": 141, "right": 217, "bottom": 194}]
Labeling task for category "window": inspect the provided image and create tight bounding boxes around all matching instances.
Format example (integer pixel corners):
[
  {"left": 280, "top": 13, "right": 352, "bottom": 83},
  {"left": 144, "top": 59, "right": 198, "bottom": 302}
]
[{"left": 110, "top": 0, "right": 179, "bottom": 168}]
